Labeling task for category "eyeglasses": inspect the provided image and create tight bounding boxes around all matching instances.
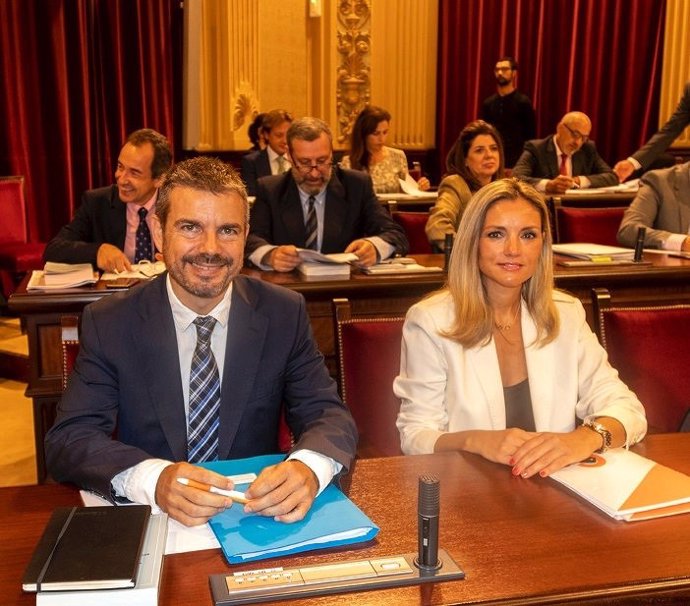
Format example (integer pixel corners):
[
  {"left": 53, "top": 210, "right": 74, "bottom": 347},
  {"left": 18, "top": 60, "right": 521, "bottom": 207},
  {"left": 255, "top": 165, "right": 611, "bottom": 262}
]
[
  {"left": 293, "top": 157, "right": 335, "bottom": 174},
  {"left": 562, "top": 123, "right": 589, "bottom": 143}
]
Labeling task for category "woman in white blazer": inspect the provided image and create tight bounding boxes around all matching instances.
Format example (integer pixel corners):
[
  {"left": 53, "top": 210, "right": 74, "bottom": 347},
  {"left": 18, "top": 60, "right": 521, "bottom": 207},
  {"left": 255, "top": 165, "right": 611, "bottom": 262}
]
[{"left": 395, "top": 178, "right": 647, "bottom": 479}]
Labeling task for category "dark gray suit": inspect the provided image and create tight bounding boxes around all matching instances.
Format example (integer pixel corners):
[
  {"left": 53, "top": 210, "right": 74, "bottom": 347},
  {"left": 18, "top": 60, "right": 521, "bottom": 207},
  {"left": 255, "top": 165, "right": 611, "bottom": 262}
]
[
  {"left": 245, "top": 167, "right": 409, "bottom": 261},
  {"left": 45, "top": 274, "right": 358, "bottom": 498},
  {"left": 44, "top": 185, "right": 129, "bottom": 265},
  {"left": 617, "top": 162, "right": 690, "bottom": 249},
  {"left": 512, "top": 135, "right": 617, "bottom": 188},
  {"left": 632, "top": 82, "right": 690, "bottom": 170},
  {"left": 241, "top": 149, "right": 271, "bottom": 196}
]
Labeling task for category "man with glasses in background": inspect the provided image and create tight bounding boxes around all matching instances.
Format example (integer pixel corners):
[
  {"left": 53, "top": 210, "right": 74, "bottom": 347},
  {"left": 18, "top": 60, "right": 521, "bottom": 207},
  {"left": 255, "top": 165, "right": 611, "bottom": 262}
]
[
  {"left": 245, "top": 117, "right": 408, "bottom": 271},
  {"left": 512, "top": 111, "right": 617, "bottom": 194}
]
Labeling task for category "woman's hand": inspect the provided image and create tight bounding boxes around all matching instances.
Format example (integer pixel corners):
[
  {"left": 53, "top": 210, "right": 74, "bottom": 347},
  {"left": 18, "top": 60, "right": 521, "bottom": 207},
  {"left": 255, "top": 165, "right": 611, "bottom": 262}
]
[
  {"left": 509, "top": 427, "right": 602, "bottom": 478},
  {"left": 436, "top": 428, "right": 535, "bottom": 464},
  {"left": 417, "top": 176, "right": 431, "bottom": 191}
]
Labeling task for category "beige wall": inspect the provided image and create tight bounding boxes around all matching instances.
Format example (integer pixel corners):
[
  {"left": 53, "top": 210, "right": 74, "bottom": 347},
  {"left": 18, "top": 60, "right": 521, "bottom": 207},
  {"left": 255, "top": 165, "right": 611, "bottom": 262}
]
[{"left": 183, "top": 0, "right": 438, "bottom": 151}]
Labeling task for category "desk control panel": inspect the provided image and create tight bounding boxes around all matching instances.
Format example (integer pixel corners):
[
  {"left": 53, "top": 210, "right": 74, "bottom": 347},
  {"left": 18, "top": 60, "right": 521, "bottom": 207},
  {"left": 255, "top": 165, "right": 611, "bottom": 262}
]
[{"left": 210, "top": 549, "right": 464, "bottom": 605}]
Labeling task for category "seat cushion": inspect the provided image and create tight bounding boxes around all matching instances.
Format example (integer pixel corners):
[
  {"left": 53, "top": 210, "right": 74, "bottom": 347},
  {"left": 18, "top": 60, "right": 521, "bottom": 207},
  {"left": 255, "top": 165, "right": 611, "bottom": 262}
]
[{"left": 0, "top": 242, "right": 46, "bottom": 271}]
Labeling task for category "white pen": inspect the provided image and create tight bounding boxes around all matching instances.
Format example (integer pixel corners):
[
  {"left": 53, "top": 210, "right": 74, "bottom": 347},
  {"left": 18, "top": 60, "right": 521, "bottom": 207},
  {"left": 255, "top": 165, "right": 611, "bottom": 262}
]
[{"left": 176, "top": 477, "right": 249, "bottom": 504}]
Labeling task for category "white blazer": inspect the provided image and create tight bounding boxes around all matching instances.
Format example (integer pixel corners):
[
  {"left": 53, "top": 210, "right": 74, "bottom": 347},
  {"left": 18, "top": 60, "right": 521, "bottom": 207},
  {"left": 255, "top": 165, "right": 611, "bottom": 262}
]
[{"left": 394, "top": 290, "right": 647, "bottom": 455}]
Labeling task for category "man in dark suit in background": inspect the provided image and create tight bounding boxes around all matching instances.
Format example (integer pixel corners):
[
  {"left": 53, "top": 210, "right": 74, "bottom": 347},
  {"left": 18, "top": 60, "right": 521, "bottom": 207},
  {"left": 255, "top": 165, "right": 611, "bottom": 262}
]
[
  {"left": 45, "top": 157, "right": 357, "bottom": 527},
  {"left": 512, "top": 111, "right": 617, "bottom": 194},
  {"left": 614, "top": 81, "right": 690, "bottom": 182},
  {"left": 43, "top": 128, "right": 172, "bottom": 272},
  {"left": 240, "top": 109, "right": 293, "bottom": 196},
  {"left": 481, "top": 56, "right": 536, "bottom": 167},
  {"left": 246, "top": 116, "right": 408, "bottom": 272}
]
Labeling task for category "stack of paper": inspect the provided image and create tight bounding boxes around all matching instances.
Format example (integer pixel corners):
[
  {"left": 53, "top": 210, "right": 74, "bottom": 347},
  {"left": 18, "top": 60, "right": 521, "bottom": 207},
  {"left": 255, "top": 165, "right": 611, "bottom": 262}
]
[
  {"left": 296, "top": 250, "right": 357, "bottom": 278},
  {"left": 28, "top": 263, "right": 97, "bottom": 290},
  {"left": 551, "top": 449, "right": 690, "bottom": 521},
  {"left": 552, "top": 243, "right": 634, "bottom": 261},
  {"left": 101, "top": 260, "right": 166, "bottom": 281}
]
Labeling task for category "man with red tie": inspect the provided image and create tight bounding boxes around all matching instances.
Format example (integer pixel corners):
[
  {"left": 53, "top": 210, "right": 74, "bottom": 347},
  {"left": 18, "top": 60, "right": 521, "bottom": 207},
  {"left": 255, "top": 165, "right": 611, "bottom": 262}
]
[{"left": 512, "top": 111, "right": 617, "bottom": 195}]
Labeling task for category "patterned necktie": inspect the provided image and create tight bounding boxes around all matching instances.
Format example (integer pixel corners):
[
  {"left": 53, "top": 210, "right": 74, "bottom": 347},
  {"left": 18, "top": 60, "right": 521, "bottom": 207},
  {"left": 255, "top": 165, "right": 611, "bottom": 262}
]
[
  {"left": 187, "top": 316, "right": 221, "bottom": 463},
  {"left": 304, "top": 195, "right": 318, "bottom": 250},
  {"left": 559, "top": 153, "right": 568, "bottom": 176},
  {"left": 134, "top": 207, "right": 153, "bottom": 263},
  {"left": 277, "top": 155, "right": 287, "bottom": 173}
]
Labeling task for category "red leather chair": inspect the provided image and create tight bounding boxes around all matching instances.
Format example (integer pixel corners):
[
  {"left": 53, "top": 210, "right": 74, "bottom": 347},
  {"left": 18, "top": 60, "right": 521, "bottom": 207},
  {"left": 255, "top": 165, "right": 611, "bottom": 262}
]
[
  {"left": 391, "top": 211, "right": 433, "bottom": 254},
  {"left": 333, "top": 298, "right": 405, "bottom": 457},
  {"left": 592, "top": 288, "right": 690, "bottom": 433},
  {"left": 553, "top": 205, "right": 625, "bottom": 246},
  {"left": 0, "top": 176, "right": 46, "bottom": 298}
]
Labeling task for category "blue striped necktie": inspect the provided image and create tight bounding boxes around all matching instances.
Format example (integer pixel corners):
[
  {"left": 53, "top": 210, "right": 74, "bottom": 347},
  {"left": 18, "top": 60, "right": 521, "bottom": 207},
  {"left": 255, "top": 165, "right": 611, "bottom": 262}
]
[
  {"left": 187, "top": 316, "right": 221, "bottom": 463},
  {"left": 305, "top": 195, "right": 318, "bottom": 250}
]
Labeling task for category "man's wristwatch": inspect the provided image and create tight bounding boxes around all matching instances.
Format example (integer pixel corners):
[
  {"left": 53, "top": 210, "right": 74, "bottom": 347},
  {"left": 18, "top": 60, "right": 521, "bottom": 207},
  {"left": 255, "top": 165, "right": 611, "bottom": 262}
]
[{"left": 583, "top": 419, "right": 613, "bottom": 453}]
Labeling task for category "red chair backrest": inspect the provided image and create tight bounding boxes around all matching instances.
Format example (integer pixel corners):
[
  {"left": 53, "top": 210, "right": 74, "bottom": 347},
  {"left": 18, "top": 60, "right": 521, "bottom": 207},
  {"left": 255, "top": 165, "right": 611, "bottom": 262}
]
[
  {"left": 556, "top": 206, "right": 625, "bottom": 246},
  {"left": 392, "top": 211, "right": 432, "bottom": 254},
  {"left": 597, "top": 305, "right": 690, "bottom": 433},
  {"left": 335, "top": 313, "right": 405, "bottom": 457},
  {"left": 0, "top": 176, "right": 28, "bottom": 244}
]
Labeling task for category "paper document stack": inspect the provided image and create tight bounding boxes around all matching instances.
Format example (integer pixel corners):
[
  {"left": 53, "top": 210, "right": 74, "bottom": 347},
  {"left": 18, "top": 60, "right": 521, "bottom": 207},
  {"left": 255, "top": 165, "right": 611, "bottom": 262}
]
[
  {"left": 296, "top": 249, "right": 357, "bottom": 278},
  {"left": 551, "top": 449, "right": 690, "bottom": 521},
  {"left": 28, "top": 263, "right": 98, "bottom": 290},
  {"left": 552, "top": 243, "right": 634, "bottom": 262}
]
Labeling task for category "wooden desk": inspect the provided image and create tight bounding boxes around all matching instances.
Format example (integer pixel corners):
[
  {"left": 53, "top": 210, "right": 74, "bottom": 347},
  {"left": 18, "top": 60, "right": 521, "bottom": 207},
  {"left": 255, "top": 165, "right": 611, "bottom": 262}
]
[
  {"left": 9, "top": 252, "right": 690, "bottom": 482},
  {"left": 378, "top": 192, "right": 437, "bottom": 212},
  {"left": 3, "top": 433, "right": 690, "bottom": 605}
]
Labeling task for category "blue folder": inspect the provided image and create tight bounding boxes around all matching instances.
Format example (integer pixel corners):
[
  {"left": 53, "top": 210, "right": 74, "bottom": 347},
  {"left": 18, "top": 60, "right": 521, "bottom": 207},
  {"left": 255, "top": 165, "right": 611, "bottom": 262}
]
[{"left": 200, "top": 454, "right": 379, "bottom": 564}]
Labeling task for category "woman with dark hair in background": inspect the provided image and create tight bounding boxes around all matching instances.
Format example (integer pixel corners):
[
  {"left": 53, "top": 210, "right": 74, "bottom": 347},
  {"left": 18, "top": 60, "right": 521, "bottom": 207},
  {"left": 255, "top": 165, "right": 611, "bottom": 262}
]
[
  {"left": 425, "top": 120, "right": 505, "bottom": 250},
  {"left": 247, "top": 112, "right": 267, "bottom": 151},
  {"left": 341, "top": 105, "right": 430, "bottom": 193}
]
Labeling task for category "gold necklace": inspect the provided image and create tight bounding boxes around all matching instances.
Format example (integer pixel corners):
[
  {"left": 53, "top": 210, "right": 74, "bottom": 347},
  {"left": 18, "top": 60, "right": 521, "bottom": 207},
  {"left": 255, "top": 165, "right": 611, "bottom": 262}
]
[{"left": 494, "top": 304, "right": 520, "bottom": 332}]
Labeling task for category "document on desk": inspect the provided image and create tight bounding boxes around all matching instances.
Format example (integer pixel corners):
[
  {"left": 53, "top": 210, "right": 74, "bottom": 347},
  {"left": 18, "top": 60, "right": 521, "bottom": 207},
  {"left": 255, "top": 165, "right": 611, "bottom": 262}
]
[
  {"left": 200, "top": 454, "right": 379, "bottom": 564},
  {"left": 101, "top": 260, "right": 166, "bottom": 280},
  {"left": 28, "top": 263, "right": 98, "bottom": 290},
  {"left": 398, "top": 175, "right": 439, "bottom": 197},
  {"left": 552, "top": 243, "right": 634, "bottom": 262},
  {"left": 550, "top": 449, "right": 690, "bottom": 521},
  {"left": 563, "top": 179, "right": 640, "bottom": 195}
]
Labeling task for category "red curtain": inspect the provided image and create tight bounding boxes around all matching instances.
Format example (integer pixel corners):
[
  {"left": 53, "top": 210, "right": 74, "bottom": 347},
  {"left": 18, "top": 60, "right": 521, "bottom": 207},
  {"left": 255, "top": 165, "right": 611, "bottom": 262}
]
[
  {"left": 436, "top": 0, "right": 666, "bottom": 176},
  {"left": 0, "top": 0, "right": 181, "bottom": 242}
]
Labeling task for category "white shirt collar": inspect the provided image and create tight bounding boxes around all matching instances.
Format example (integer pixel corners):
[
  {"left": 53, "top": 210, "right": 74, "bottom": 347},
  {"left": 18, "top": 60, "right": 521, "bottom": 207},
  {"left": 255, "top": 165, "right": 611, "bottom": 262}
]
[{"left": 165, "top": 274, "right": 233, "bottom": 331}]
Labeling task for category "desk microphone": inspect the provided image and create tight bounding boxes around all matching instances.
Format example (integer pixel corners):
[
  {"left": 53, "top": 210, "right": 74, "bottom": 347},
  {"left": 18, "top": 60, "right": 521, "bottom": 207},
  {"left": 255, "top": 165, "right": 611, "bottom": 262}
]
[
  {"left": 634, "top": 226, "right": 646, "bottom": 262},
  {"left": 415, "top": 475, "right": 441, "bottom": 571}
]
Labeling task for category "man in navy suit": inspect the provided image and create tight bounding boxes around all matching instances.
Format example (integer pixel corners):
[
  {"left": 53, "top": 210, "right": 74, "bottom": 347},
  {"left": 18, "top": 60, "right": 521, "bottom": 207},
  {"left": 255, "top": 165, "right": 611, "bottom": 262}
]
[
  {"left": 241, "top": 109, "right": 293, "bottom": 196},
  {"left": 512, "top": 111, "right": 617, "bottom": 194},
  {"left": 45, "top": 157, "right": 357, "bottom": 527},
  {"left": 246, "top": 117, "right": 408, "bottom": 272},
  {"left": 44, "top": 128, "right": 172, "bottom": 272}
]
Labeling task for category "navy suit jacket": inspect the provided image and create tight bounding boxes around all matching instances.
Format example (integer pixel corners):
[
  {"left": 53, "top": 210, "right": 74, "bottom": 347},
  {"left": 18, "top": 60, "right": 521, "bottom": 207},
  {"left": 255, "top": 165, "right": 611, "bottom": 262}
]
[
  {"left": 45, "top": 274, "right": 358, "bottom": 498},
  {"left": 44, "top": 185, "right": 128, "bottom": 265},
  {"left": 241, "top": 149, "right": 272, "bottom": 196},
  {"left": 245, "top": 167, "right": 409, "bottom": 261},
  {"left": 633, "top": 81, "right": 690, "bottom": 170},
  {"left": 512, "top": 135, "right": 617, "bottom": 189}
]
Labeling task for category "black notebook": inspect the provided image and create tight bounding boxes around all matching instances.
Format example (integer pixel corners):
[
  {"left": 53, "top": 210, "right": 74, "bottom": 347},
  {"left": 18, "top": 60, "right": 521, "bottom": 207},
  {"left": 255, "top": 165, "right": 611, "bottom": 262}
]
[{"left": 23, "top": 505, "right": 151, "bottom": 592}]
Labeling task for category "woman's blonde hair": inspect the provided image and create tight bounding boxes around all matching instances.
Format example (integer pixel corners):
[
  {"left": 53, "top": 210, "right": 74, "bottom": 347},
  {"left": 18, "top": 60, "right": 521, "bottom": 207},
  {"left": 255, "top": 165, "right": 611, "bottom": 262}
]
[{"left": 443, "top": 178, "right": 559, "bottom": 347}]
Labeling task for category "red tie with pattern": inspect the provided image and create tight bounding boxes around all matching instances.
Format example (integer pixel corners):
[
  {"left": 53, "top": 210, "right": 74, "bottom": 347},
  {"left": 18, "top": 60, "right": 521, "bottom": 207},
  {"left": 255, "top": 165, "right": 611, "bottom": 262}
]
[{"left": 559, "top": 153, "right": 568, "bottom": 176}]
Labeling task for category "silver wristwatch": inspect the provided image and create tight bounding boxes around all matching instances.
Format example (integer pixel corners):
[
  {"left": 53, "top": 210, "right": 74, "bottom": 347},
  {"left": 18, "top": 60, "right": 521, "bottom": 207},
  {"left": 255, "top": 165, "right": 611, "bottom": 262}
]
[{"left": 583, "top": 419, "right": 612, "bottom": 453}]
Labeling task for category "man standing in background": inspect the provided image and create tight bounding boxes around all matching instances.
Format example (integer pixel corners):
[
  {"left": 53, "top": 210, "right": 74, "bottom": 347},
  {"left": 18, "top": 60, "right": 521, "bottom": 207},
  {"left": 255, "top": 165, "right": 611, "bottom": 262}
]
[{"left": 481, "top": 57, "right": 536, "bottom": 167}]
